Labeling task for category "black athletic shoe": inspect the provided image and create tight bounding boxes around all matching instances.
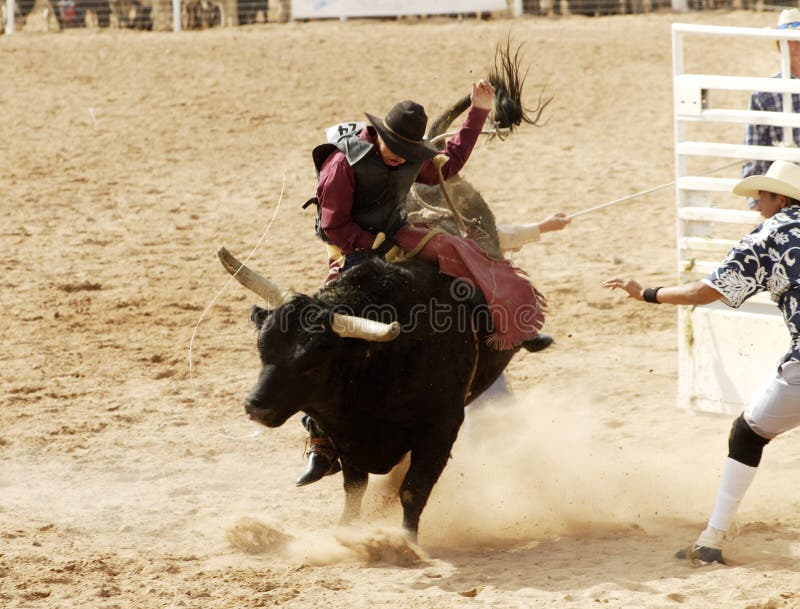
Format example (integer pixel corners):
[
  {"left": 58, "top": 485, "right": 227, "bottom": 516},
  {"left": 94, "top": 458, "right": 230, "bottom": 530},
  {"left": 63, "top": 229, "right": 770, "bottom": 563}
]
[{"left": 674, "top": 543, "right": 725, "bottom": 565}]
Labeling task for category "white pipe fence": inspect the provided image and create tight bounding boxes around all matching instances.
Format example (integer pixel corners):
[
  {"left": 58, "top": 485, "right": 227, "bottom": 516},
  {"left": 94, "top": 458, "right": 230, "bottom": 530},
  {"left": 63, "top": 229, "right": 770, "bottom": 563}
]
[
  {"left": 0, "top": 0, "right": 720, "bottom": 34},
  {"left": 2, "top": 0, "right": 511, "bottom": 32}
]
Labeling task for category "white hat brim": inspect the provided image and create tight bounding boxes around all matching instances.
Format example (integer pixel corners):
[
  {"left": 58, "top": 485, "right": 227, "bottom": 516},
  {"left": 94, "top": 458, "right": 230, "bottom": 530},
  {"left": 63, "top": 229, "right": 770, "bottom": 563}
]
[{"left": 733, "top": 175, "right": 800, "bottom": 201}]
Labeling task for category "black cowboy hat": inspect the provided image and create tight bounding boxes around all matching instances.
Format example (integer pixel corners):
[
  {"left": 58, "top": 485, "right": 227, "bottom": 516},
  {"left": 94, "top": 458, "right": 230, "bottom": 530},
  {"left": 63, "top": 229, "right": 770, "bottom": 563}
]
[{"left": 365, "top": 100, "right": 439, "bottom": 162}]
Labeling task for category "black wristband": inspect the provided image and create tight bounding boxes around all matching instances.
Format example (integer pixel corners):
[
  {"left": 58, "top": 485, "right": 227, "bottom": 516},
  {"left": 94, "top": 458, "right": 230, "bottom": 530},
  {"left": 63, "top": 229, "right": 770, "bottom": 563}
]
[{"left": 642, "top": 287, "right": 662, "bottom": 304}]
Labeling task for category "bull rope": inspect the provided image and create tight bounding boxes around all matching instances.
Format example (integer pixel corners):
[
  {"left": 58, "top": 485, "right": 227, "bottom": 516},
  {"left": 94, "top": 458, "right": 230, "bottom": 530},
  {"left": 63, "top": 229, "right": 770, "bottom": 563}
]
[
  {"left": 463, "top": 320, "right": 481, "bottom": 405},
  {"left": 187, "top": 174, "right": 286, "bottom": 440},
  {"left": 432, "top": 155, "right": 469, "bottom": 237}
]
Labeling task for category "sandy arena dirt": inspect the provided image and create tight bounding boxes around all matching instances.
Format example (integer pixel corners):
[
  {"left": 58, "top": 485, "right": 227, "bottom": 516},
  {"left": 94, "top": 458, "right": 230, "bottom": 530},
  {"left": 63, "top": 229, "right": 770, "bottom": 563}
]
[{"left": 2, "top": 9, "right": 800, "bottom": 609}]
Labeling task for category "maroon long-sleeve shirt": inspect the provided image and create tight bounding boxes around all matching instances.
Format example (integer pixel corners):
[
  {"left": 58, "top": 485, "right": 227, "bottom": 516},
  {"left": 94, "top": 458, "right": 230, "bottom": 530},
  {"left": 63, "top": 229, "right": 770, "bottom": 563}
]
[{"left": 317, "top": 105, "right": 490, "bottom": 254}]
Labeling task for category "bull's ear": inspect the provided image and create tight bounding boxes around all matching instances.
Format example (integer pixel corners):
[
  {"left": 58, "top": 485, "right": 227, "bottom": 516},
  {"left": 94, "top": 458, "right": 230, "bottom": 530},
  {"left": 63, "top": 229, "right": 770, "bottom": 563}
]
[{"left": 249, "top": 305, "right": 271, "bottom": 329}]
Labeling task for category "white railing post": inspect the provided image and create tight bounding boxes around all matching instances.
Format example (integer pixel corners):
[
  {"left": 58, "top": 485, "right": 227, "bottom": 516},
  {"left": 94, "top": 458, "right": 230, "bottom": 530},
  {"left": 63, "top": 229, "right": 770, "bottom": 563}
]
[
  {"left": 778, "top": 40, "right": 795, "bottom": 146},
  {"left": 5, "top": 0, "right": 15, "bottom": 34},
  {"left": 512, "top": 0, "right": 523, "bottom": 16},
  {"left": 172, "top": 0, "right": 181, "bottom": 31}
]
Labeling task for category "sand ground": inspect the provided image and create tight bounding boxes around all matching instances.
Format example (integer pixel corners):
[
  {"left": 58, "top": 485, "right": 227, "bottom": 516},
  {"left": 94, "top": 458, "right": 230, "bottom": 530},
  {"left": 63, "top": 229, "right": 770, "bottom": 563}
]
[{"left": 2, "top": 9, "right": 800, "bottom": 609}]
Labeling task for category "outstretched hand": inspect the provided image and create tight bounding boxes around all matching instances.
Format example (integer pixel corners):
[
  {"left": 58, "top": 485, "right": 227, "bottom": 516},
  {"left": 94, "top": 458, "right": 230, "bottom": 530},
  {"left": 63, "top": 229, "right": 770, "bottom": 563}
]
[
  {"left": 602, "top": 277, "right": 645, "bottom": 301},
  {"left": 471, "top": 79, "right": 495, "bottom": 111},
  {"left": 539, "top": 212, "right": 571, "bottom": 233}
]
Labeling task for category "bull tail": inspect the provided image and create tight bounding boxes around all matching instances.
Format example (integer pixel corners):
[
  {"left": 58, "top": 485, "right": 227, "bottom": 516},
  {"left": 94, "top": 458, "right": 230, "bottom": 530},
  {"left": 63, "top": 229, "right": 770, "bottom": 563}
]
[
  {"left": 488, "top": 37, "right": 552, "bottom": 132},
  {"left": 426, "top": 37, "right": 552, "bottom": 144}
]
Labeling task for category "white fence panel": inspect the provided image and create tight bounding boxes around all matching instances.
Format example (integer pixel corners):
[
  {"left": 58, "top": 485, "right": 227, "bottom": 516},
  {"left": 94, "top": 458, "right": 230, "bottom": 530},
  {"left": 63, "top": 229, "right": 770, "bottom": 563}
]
[
  {"left": 672, "top": 23, "right": 798, "bottom": 415},
  {"left": 678, "top": 306, "right": 788, "bottom": 414}
]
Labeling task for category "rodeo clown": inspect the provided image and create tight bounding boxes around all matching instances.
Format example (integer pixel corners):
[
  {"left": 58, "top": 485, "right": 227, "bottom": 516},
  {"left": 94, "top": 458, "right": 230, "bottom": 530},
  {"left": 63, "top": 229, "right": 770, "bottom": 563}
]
[
  {"left": 295, "top": 80, "right": 550, "bottom": 486},
  {"left": 604, "top": 160, "right": 800, "bottom": 565}
]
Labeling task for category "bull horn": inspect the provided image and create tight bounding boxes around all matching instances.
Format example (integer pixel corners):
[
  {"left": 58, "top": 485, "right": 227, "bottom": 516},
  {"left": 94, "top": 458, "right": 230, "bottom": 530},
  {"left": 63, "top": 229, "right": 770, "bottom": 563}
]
[
  {"left": 217, "top": 246, "right": 291, "bottom": 308},
  {"left": 330, "top": 314, "right": 401, "bottom": 343}
]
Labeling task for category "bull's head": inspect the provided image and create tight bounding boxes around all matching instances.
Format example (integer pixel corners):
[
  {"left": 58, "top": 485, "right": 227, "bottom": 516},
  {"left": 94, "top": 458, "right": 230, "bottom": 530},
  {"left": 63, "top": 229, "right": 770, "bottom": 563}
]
[
  {"left": 245, "top": 296, "right": 337, "bottom": 427},
  {"left": 217, "top": 247, "right": 400, "bottom": 427}
]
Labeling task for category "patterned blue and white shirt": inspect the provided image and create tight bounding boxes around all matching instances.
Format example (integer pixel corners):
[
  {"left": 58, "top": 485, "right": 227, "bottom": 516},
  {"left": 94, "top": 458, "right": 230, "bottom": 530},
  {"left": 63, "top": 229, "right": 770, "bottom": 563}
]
[{"left": 703, "top": 206, "right": 800, "bottom": 362}]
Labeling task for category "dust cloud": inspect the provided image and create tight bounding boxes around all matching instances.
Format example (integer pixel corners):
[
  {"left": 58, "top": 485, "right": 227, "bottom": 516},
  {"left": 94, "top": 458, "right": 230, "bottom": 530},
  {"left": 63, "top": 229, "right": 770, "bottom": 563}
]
[
  {"left": 407, "top": 387, "right": 715, "bottom": 548},
  {"left": 224, "top": 517, "right": 427, "bottom": 567}
]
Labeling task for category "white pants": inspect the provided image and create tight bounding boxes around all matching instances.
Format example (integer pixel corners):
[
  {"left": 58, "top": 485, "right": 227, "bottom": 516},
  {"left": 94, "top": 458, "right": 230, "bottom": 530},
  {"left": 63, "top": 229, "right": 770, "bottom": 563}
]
[{"left": 744, "top": 360, "right": 800, "bottom": 439}]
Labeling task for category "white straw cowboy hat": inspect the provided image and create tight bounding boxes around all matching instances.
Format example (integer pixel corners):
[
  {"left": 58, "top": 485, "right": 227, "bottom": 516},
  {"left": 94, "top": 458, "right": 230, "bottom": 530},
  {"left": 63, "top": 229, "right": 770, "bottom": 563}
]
[
  {"left": 733, "top": 160, "right": 800, "bottom": 201},
  {"left": 774, "top": 8, "right": 800, "bottom": 49},
  {"left": 777, "top": 8, "right": 800, "bottom": 30}
]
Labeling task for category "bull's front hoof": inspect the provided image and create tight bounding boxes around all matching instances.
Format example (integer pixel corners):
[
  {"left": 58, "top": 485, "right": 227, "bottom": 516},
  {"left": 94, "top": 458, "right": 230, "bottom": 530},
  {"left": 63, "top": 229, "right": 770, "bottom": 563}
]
[{"left": 402, "top": 528, "right": 419, "bottom": 546}]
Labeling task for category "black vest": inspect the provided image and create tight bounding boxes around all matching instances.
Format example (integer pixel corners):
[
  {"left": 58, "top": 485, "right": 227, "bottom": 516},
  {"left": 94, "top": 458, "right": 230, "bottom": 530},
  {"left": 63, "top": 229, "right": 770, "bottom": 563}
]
[{"left": 312, "top": 128, "right": 423, "bottom": 239}]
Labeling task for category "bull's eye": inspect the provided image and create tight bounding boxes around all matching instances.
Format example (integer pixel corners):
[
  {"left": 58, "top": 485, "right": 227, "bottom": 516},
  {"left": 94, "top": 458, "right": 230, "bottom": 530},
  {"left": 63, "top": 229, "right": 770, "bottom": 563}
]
[{"left": 291, "top": 330, "right": 329, "bottom": 374}]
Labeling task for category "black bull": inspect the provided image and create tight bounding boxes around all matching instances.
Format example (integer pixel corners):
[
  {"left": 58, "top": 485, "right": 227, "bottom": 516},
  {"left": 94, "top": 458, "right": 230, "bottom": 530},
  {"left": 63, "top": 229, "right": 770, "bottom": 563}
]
[
  {"left": 218, "top": 41, "right": 549, "bottom": 540},
  {"left": 221, "top": 253, "right": 519, "bottom": 540}
]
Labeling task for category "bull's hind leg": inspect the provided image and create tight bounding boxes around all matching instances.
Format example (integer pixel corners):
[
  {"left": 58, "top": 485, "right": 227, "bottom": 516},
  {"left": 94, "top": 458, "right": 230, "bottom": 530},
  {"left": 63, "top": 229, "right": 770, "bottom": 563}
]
[
  {"left": 340, "top": 463, "right": 368, "bottom": 525},
  {"left": 399, "top": 421, "right": 461, "bottom": 543}
]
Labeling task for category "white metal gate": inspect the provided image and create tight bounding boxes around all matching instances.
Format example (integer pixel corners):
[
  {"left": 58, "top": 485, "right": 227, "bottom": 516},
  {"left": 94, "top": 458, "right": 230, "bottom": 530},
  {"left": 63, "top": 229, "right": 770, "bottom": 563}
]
[{"left": 673, "top": 23, "right": 800, "bottom": 415}]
